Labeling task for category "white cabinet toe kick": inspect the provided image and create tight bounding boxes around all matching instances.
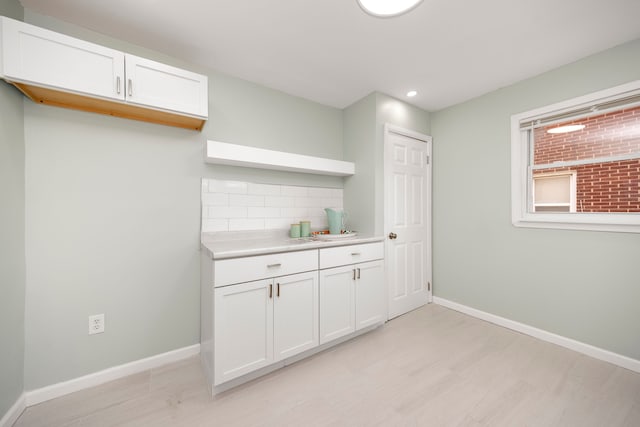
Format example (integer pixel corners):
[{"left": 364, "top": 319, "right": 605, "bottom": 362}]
[{"left": 200, "top": 241, "right": 384, "bottom": 395}]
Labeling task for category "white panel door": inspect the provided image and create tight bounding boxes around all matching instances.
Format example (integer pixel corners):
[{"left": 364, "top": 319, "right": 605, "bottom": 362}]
[
  {"left": 1, "top": 17, "right": 124, "bottom": 100},
  {"left": 213, "top": 279, "right": 273, "bottom": 385},
  {"left": 319, "top": 265, "right": 355, "bottom": 344},
  {"left": 273, "top": 271, "right": 319, "bottom": 361},
  {"left": 355, "top": 260, "right": 385, "bottom": 330},
  {"left": 385, "top": 124, "right": 432, "bottom": 319},
  {"left": 125, "top": 54, "right": 208, "bottom": 117}
]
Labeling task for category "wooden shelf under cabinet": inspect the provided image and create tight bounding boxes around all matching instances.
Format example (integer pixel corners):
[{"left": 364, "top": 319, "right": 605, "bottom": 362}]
[{"left": 13, "top": 82, "right": 206, "bottom": 131}]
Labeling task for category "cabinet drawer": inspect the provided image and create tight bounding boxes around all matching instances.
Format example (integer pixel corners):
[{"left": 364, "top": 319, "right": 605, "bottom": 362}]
[
  {"left": 319, "top": 242, "right": 384, "bottom": 269},
  {"left": 214, "top": 249, "right": 318, "bottom": 287}
]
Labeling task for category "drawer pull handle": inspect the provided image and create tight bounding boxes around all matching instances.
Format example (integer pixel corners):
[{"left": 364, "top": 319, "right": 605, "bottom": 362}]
[
  {"left": 357, "top": 268, "right": 361, "bottom": 279},
  {"left": 269, "top": 284, "right": 273, "bottom": 299},
  {"left": 277, "top": 283, "right": 280, "bottom": 297},
  {"left": 267, "top": 263, "right": 282, "bottom": 268},
  {"left": 351, "top": 252, "right": 361, "bottom": 256}
]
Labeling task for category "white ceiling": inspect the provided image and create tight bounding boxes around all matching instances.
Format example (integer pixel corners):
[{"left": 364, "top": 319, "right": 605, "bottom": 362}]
[{"left": 18, "top": 0, "right": 640, "bottom": 111}]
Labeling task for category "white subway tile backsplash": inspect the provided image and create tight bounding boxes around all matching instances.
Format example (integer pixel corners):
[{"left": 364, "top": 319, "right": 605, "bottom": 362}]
[
  {"left": 281, "top": 185, "right": 308, "bottom": 197},
  {"left": 248, "top": 183, "right": 281, "bottom": 196},
  {"left": 280, "top": 207, "right": 309, "bottom": 218},
  {"left": 202, "top": 219, "right": 229, "bottom": 232},
  {"left": 308, "top": 207, "right": 328, "bottom": 217},
  {"left": 265, "top": 196, "right": 295, "bottom": 208},
  {"left": 322, "top": 198, "right": 343, "bottom": 208},
  {"left": 209, "top": 180, "right": 248, "bottom": 194},
  {"left": 294, "top": 197, "right": 318, "bottom": 208},
  {"left": 229, "top": 194, "right": 265, "bottom": 207},
  {"left": 308, "top": 187, "right": 333, "bottom": 198},
  {"left": 265, "top": 218, "right": 296, "bottom": 229},
  {"left": 310, "top": 216, "right": 329, "bottom": 228},
  {"left": 248, "top": 207, "right": 281, "bottom": 218},
  {"left": 202, "top": 179, "right": 344, "bottom": 232},
  {"left": 202, "top": 193, "right": 228, "bottom": 206},
  {"left": 229, "top": 218, "right": 265, "bottom": 231},
  {"left": 209, "top": 206, "right": 247, "bottom": 219}
]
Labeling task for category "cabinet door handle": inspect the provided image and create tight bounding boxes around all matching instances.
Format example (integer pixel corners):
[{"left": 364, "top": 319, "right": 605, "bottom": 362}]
[
  {"left": 269, "top": 284, "right": 273, "bottom": 299},
  {"left": 267, "top": 263, "right": 281, "bottom": 268},
  {"left": 277, "top": 283, "right": 280, "bottom": 297},
  {"left": 128, "top": 79, "right": 133, "bottom": 96},
  {"left": 116, "top": 76, "right": 121, "bottom": 94},
  {"left": 357, "top": 268, "right": 361, "bottom": 279},
  {"left": 353, "top": 269, "right": 356, "bottom": 280}
]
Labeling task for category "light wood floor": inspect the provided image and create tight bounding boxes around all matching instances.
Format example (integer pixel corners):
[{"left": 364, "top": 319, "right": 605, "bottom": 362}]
[{"left": 15, "top": 304, "right": 640, "bottom": 426}]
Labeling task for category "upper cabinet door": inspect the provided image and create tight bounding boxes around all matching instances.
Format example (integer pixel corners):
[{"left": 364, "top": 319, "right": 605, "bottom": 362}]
[
  {"left": 124, "top": 54, "right": 208, "bottom": 118},
  {"left": 1, "top": 17, "right": 124, "bottom": 101}
]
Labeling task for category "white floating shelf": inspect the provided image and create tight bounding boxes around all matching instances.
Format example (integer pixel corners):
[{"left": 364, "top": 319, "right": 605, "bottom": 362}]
[{"left": 205, "top": 140, "right": 355, "bottom": 176}]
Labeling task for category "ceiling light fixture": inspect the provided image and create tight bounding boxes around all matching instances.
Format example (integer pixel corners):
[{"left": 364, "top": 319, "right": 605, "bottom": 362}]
[
  {"left": 547, "top": 124, "right": 586, "bottom": 134},
  {"left": 406, "top": 90, "right": 417, "bottom": 97},
  {"left": 357, "top": 0, "right": 424, "bottom": 18}
]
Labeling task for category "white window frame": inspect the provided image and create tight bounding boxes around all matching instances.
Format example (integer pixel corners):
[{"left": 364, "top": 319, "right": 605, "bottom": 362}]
[{"left": 511, "top": 80, "right": 640, "bottom": 233}]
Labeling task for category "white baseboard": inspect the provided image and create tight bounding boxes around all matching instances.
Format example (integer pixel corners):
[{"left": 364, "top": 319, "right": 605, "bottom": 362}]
[
  {"left": 433, "top": 297, "right": 640, "bottom": 374},
  {"left": 0, "top": 393, "right": 25, "bottom": 427},
  {"left": 24, "top": 344, "right": 200, "bottom": 407}
]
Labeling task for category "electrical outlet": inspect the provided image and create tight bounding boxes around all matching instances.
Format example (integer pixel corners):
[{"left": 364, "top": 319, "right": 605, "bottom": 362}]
[{"left": 88, "top": 314, "right": 105, "bottom": 335}]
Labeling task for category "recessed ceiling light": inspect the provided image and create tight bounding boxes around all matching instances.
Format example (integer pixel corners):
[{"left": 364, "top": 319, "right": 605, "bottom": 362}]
[
  {"left": 357, "top": 0, "right": 424, "bottom": 18},
  {"left": 406, "top": 90, "right": 418, "bottom": 97},
  {"left": 547, "top": 124, "right": 586, "bottom": 134}
]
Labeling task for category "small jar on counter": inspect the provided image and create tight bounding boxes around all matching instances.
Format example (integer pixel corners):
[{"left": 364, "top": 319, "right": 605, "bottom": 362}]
[
  {"left": 300, "top": 221, "right": 311, "bottom": 237},
  {"left": 290, "top": 223, "right": 301, "bottom": 238}
]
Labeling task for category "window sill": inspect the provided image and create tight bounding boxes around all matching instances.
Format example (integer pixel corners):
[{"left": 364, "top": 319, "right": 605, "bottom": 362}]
[{"left": 513, "top": 214, "right": 640, "bottom": 233}]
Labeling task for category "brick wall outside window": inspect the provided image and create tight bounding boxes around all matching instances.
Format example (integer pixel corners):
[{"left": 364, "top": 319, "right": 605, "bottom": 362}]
[{"left": 532, "top": 106, "right": 640, "bottom": 212}]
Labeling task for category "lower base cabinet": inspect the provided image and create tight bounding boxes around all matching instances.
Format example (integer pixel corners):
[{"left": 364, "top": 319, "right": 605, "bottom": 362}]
[
  {"left": 355, "top": 260, "right": 385, "bottom": 329},
  {"left": 319, "top": 265, "right": 355, "bottom": 344},
  {"left": 202, "top": 240, "right": 385, "bottom": 393},
  {"left": 213, "top": 271, "right": 318, "bottom": 385},
  {"left": 319, "top": 259, "right": 385, "bottom": 345}
]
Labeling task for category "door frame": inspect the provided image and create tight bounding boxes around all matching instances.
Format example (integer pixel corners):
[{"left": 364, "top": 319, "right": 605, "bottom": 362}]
[{"left": 383, "top": 123, "right": 433, "bottom": 320}]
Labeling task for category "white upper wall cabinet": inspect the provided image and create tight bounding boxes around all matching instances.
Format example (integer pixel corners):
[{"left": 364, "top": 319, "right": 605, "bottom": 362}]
[
  {"left": 125, "top": 54, "right": 208, "bottom": 118},
  {"left": 0, "top": 16, "right": 208, "bottom": 131},
  {"left": 0, "top": 16, "right": 125, "bottom": 101}
]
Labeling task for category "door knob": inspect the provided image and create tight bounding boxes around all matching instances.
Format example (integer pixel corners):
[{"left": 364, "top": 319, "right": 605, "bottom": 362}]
[{"left": 388, "top": 232, "right": 397, "bottom": 239}]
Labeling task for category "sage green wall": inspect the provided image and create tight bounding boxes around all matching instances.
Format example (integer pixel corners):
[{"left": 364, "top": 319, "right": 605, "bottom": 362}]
[
  {"left": 343, "top": 93, "right": 376, "bottom": 234},
  {"left": 0, "top": 0, "right": 25, "bottom": 419},
  {"left": 0, "top": 0, "right": 26, "bottom": 417},
  {"left": 22, "top": 11, "right": 343, "bottom": 390},
  {"left": 431, "top": 38, "right": 640, "bottom": 360},
  {"left": 343, "top": 93, "right": 430, "bottom": 235}
]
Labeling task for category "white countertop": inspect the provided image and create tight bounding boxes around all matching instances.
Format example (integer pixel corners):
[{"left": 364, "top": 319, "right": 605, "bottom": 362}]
[{"left": 201, "top": 230, "right": 384, "bottom": 259}]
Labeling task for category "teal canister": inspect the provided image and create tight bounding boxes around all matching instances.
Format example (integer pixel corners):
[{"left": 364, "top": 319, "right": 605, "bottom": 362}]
[
  {"left": 300, "top": 221, "right": 311, "bottom": 237},
  {"left": 290, "top": 223, "right": 301, "bottom": 238}
]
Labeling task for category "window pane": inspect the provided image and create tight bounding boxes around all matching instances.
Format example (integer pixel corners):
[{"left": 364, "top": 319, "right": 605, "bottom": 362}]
[
  {"left": 530, "top": 105, "right": 640, "bottom": 213},
  {"left": 533, "top": 105, "right": 640, "bottom": 165}
]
